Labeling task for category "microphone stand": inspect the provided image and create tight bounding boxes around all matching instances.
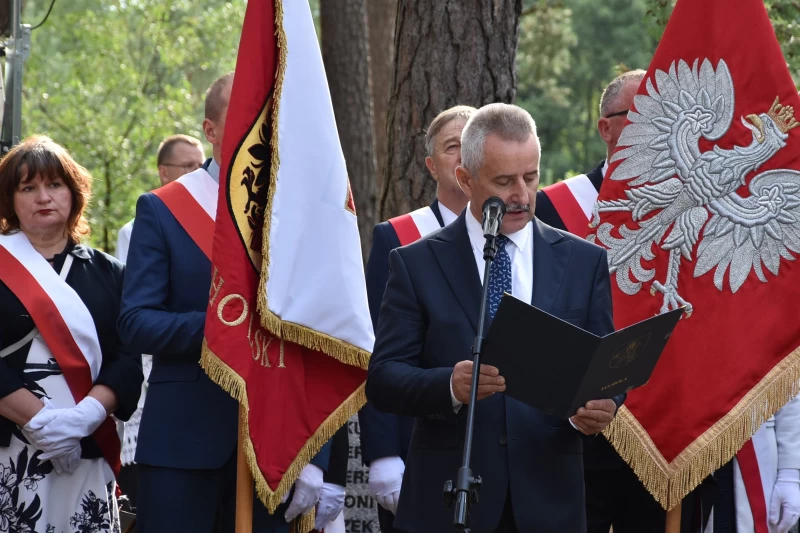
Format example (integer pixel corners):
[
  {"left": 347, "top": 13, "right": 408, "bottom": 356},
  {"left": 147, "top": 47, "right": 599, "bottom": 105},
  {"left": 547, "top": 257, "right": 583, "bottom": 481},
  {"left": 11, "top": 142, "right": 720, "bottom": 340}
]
[{"left": 444, "top": 232, "right": 500, "bottom": 532}]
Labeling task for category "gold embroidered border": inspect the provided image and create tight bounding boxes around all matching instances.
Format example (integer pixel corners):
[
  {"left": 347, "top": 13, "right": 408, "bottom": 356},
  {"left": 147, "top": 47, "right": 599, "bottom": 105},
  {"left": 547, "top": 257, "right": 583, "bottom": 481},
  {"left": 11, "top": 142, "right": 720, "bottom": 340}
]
[
  {"left": 201, "top": 340, "right": 366, "bottom": 530},
  {"left": 604, "top": 344, "right": 800, "bottom": 509},
  {"left": 255, "top": 0, "right": 371, "bottom": 371}
]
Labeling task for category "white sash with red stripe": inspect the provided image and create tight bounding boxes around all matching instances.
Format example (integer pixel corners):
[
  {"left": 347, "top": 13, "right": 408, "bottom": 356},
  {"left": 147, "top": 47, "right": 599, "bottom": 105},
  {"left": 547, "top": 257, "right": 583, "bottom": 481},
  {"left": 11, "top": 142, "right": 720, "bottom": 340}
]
[
  {"left": 540, "top": 174, "right": 598, "bottom": 237},
  {"left": 152, "top": 168, "right": 218, "bottom": 260},
  {"left": 0, "top": 232, "right": 121, "bottom": 530},
  {"left": 387, "top": 205, "right": 443, "bottom": 246}
]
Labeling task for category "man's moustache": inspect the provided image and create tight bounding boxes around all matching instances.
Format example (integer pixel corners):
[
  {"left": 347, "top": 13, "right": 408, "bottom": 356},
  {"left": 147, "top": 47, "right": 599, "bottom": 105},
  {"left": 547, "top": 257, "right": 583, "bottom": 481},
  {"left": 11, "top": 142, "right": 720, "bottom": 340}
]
[{"left": 505, "top": 203, "right": 531, "bottom": 213}]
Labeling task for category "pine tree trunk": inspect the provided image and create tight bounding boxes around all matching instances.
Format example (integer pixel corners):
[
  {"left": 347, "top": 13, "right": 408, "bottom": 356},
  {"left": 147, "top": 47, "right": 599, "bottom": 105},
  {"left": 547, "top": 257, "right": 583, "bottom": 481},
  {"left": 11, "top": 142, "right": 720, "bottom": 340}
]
[
  {"left": 366, "top": 0, "right": 397, "bottom": 192},
  {"left": 380, "top": 0, "right": 522, "bottom": 220},
  {"left": 321, "top": 0, "right": 378, "bottom": 259}
]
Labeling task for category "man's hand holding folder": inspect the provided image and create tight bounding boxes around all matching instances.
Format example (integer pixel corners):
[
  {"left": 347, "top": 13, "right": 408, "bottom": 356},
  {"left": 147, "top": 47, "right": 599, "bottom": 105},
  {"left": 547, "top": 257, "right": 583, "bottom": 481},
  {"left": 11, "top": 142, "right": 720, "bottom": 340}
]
[{"left": 570, "top": 400, "right": 617, "bottom": 435}]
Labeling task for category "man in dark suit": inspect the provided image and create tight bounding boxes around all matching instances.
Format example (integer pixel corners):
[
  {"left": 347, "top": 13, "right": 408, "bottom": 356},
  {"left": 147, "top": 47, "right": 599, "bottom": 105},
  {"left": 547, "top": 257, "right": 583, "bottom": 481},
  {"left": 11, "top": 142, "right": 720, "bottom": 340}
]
[
  {"left": 367, "top": 103, "right": 622, "bottom": 533},
  {"left": 359, "top": 105, "right": 475, "bottom": 533},
  {"left": 119, "top": 73, "right": 330, "bottom": 533},
  {"left": 535, "top": 70, "right": 666, "bottom": 533}
]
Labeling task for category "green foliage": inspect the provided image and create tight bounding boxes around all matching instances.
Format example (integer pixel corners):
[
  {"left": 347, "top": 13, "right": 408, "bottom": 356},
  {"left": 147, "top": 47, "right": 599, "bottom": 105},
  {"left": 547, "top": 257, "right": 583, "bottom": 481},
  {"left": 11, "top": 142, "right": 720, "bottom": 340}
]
[
  {"left": 517, "top": 0, "right": 800, "bottom": 187},
  {"left": 21, "top": 0, "right": 244, "bottom": 252},
  {"left": 516, "top": 0, "right": 658, "bottom": 185}
]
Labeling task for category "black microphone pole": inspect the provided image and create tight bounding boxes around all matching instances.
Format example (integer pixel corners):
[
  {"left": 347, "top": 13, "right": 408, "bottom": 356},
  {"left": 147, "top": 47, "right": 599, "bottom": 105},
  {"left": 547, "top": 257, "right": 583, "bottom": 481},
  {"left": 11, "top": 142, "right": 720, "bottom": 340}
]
[{"left": 444, "top": 197, "right": 505, "bottom": 532}]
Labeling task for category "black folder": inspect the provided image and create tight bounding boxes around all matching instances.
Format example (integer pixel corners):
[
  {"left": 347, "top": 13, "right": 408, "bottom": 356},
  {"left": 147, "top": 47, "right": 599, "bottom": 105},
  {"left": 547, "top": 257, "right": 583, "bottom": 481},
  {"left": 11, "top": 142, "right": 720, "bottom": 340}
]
[{"left": 482, "top": 295, "right": 683, "bottom": 418}]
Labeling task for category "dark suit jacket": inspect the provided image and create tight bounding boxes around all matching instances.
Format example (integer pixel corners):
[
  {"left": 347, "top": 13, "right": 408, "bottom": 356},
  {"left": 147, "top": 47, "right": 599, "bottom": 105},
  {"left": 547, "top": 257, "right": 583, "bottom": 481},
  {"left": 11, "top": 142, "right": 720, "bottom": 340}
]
[
  {"left": 534, "top": 162, "right": 625, "bottom": 472},
  {"left": 535, "top": 161, "right": 604, "bottom": 232},
  {"left": 366, "top": 214, "right": 617, "bottom": 533},
  {"left": 358, "top": 200, "right": 445, "bottom": 466},
  {"left": 119, "top": 184, "right": 330, "bottom": 472}
]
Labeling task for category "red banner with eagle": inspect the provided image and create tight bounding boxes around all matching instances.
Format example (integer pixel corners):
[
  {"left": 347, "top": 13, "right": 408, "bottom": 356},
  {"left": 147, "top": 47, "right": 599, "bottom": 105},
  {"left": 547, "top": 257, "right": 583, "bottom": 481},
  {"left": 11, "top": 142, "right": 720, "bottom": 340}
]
[
  {"left": 589, "top": 0, "right": 800, "bottom": 509},
  {"left": 201, "top": 0, "right": 372, "bottom": 529}
]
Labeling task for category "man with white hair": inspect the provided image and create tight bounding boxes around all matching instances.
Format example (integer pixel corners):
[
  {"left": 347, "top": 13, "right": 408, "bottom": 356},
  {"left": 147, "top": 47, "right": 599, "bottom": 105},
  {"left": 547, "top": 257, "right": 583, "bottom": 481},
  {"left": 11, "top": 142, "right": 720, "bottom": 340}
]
[{"left": 367, "top": 103, "right": 623, "bottom": 532}]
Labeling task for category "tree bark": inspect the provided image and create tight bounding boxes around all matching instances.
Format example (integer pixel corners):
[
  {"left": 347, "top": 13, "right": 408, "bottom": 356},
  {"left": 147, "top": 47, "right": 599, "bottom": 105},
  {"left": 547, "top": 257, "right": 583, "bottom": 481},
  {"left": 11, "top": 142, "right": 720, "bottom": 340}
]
[
  {"left": 380, "top": 0, "right": 522, "bottom": 220},
  {"left": 366, "top": 0, "right": 397, "bottom": 192},
  {"left": 321, "top": 0, "right": 378, "bottom": 260}
]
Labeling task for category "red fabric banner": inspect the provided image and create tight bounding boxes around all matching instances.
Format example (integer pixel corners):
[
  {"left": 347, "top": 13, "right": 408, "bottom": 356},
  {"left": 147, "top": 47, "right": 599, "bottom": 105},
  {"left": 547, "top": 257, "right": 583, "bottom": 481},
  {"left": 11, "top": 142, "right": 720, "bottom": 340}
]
[
  {"left": 590, "top": 0, "right": 800, "bottom": 508},
  {"left": 200, "top": 0, "right": 368, "bottom": 525}
]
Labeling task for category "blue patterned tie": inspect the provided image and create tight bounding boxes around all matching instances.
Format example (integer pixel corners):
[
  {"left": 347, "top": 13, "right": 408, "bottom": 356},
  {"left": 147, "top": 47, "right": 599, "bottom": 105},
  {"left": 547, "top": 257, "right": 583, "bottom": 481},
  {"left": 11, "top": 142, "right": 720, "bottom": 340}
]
[{"left": 488, "top": 235, "right": 512, "bottom": 319}]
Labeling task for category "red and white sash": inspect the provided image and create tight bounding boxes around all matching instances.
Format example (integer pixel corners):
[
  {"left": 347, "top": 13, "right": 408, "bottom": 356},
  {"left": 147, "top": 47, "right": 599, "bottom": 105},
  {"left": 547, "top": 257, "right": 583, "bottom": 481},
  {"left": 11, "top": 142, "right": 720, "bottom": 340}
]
[
  {"left": 388, "top": 205, "right": 443, "bottom": 246},
  {"left": 0, "top": 232, "right": 121, "bottom": 474},
  {"left": 539, "top": 174, "right": 598, "bottom": 237},
  {"left": 152, "top": 168, "right": 218, "bottom": 260}
]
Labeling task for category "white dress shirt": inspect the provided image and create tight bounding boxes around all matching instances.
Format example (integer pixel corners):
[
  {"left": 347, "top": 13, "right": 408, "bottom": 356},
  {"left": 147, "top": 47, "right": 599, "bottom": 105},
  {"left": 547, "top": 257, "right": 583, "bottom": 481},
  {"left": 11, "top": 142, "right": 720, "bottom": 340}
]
[
  {"left": 207, "top": 158, "right": 221, "bottom": 184},
  {"left": 116, "top": 219, "right": 134, "bottom": 264},
  {"left": 450, "top": 204, "right": 534, "bottom": 411},
  {"left": 601, "top": 159, "right": 608, "bottom": 179},
  {"left": 438, "top": 202, "right": 458, "bottom": 227},
  {"left": 464, "top": 204, "right": 534, "bottom": 302}
]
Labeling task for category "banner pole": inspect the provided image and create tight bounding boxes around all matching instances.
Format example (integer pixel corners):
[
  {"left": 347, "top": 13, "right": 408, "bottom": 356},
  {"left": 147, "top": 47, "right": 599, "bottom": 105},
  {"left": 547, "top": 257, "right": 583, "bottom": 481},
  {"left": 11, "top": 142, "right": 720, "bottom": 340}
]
[
  {"left": 666, "top": 504, "right": 682, "bottom": 533},
  {"left": 236, "top": 405, "right": 253, "bottom": 533}
]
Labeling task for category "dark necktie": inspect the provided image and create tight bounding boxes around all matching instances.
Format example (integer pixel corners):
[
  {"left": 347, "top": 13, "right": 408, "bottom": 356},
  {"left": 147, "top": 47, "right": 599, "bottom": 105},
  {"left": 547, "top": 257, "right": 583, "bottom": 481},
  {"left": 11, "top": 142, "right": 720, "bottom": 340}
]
[{"left": 487, "top": 235, "right": 512, "bottom": 319}]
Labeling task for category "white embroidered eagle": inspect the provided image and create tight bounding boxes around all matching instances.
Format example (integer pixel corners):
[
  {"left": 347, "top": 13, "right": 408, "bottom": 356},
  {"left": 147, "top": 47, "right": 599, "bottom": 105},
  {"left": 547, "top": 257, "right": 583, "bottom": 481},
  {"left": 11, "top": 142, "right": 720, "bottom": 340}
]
[{"left": 591, "top": 58, "right": 800, "bottom": 316}]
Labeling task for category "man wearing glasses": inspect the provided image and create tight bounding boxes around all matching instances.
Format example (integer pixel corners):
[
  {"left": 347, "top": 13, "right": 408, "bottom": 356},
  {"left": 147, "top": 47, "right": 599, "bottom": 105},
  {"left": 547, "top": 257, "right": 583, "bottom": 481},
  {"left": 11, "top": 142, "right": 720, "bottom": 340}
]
[
  {"left": 534, "top": 70, "right": 666, "bottom": 533},
  {"left": 116, "top": 134, "right": 205, "bottom": 263},
  {"left": 535, "top": 70, "right": 646, "bottom": 240}
]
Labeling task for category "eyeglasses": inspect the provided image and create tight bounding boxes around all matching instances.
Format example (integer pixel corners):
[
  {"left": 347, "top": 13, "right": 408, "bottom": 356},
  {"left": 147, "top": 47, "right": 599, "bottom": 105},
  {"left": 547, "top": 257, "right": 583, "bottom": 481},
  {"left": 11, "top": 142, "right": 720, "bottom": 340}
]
[
  {"left": 161, "top": 162, "right": 203, "bottom": 172},
  {"left": 604, "top": 110, "right": 629, "bottom": 119}
]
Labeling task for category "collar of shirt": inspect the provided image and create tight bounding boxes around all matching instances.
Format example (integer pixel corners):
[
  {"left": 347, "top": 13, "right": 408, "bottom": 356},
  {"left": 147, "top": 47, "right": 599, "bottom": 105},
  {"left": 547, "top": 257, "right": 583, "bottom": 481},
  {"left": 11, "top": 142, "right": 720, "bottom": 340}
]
[
  {"left": 601, "top": 159, "right": 608, "bottom": 178},
  {"left": 207, "top": 159, "right": 221, "bottom": 184},
  {"left": 464, "top": 203, "right": 534, "bottom": 304},
  {"left": 438, "top": 202, "right": 459, "bottom": 227}
]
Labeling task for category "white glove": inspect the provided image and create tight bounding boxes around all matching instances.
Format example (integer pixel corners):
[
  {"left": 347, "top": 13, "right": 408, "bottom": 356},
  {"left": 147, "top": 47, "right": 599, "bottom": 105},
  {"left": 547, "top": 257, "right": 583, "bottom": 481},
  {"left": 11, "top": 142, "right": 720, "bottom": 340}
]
[
  {"left": 48, "top": 443, "right": 82, "bottom": 475},
  {"left": 769, "top": 468, "right": 800, "bottom": 533},
  {"left": 284, "top": 464, "right": 324, "bottom": 522},
  {"left": 368, "top": 456, "right": 404, "bottom": 514},
  {"left": 314, "top": 483, "right": 345, "bottom": 530},
  {"left": 23, "top": 397, "right": 107, "bottom": 467}
]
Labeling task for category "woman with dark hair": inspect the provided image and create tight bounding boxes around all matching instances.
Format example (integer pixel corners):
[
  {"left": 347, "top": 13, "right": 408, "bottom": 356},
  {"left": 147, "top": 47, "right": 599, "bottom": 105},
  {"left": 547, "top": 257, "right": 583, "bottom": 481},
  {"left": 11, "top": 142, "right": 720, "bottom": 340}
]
[{"left": 0, "top": 136, "right": 142, "bottom": 531}]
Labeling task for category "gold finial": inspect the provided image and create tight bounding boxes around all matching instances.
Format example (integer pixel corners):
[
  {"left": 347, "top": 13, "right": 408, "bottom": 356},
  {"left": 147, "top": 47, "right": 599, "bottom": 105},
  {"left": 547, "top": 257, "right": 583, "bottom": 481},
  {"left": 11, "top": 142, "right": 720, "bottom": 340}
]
[{"left": 768, "top": 96, "right": 799, "bottom": 133}]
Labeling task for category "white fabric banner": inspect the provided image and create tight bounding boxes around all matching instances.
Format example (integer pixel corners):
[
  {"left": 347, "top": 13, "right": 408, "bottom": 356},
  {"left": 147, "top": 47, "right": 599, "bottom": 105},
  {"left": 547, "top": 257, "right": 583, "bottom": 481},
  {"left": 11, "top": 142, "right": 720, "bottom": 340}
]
[{"left": 265, "top": 0, "right": 374, "bottom": 355}]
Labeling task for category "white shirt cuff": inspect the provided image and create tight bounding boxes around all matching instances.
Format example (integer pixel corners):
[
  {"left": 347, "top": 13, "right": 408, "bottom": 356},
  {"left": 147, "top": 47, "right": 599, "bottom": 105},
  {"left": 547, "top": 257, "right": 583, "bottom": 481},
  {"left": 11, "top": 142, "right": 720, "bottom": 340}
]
[
  {"left": 449, "top": 373, "right": 463, "bottom": 414},
  {"left": 569, "top": 418, "right": 579, "bottom": 431}
]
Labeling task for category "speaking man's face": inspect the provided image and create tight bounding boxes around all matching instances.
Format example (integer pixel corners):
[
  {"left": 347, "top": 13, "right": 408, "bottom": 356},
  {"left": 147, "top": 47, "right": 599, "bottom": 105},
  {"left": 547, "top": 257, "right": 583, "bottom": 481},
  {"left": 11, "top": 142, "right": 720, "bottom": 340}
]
[{"left": 457, "top": 133, "right": 540, "bottom": 235}]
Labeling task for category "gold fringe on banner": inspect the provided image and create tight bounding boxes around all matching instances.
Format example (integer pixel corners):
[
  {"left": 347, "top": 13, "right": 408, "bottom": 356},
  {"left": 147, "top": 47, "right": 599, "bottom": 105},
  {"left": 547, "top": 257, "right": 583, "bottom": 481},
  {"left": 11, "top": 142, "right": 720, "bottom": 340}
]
[
  {"left": 201, "top": 341, "right": 367, "bottom": 530},
  {"left": 604, "top": 345, "right": 800, "bottom": 510},
  {"left": 254, "top": 0, "right": 371, "bottom": 371}
]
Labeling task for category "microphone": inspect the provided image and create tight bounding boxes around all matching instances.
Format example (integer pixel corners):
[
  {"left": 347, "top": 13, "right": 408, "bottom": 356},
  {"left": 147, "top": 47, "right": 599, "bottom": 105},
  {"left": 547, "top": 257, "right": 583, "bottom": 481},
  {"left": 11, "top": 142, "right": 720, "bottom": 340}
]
[{"left": 481, "top": 196, "right": 506, "bottom": 238}]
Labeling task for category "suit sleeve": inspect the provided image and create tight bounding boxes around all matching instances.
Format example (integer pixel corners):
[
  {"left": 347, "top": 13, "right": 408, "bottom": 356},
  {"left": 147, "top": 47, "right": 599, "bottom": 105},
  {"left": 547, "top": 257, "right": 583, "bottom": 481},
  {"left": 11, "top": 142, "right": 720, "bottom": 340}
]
[
  {"left": 366, "top": 249, "right": 454, "bottom": 418},
  {"left": 775, "top": 394, "right": 800, "bottom": 470},
  {"left": 310, "top": 439, "right": 332, "bottom": 472},
  {"left": 359, "top": 223, "right": 406, "bottom": 465},
  {"left": 94, "top": 263, "right": 144, "bottom": 421},
  {"left": 323, "top": 424, "right": 350, "bottom": 486},
  {"left": 586, "top": 248, "right": 626, "bottom": 411},
  {"left": 117, "top": 194, "right": 206, "bottom": 358},
  {"left": 365, "top": 223, "right": 395, "bottom": 329}
]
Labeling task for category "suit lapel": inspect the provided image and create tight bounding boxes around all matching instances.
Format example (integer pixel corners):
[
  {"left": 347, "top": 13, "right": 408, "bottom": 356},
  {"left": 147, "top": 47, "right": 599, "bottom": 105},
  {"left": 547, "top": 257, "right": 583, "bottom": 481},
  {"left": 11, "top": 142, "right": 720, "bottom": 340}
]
[
  {"left": 430, "top": 199, "right": 446, "bottom": 228},
  {"left": 429, "top": 214, "right": 482, "bottom": 332},
  {"left": 531, "top": 220, "right": 573, "bottom": 313}
]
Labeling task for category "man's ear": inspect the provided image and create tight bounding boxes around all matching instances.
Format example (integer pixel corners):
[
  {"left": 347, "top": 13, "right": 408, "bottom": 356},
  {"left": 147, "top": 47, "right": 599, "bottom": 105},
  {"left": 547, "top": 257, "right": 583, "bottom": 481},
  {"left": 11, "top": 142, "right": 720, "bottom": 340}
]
[
  {"left": 597, "top": 118, "right": 612, "bottom": 144},
  {"left": 157, "top": 165, "right": 169, "bottom": 186},
  {"left": 425, "top": 156, "right": 438, "bottom": 182},
  {"left": 203, "top": 118, "right": 218, "bottom": 145},
  {"left": 455, "top": 165, "right": 473, "bottom": 198}
]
